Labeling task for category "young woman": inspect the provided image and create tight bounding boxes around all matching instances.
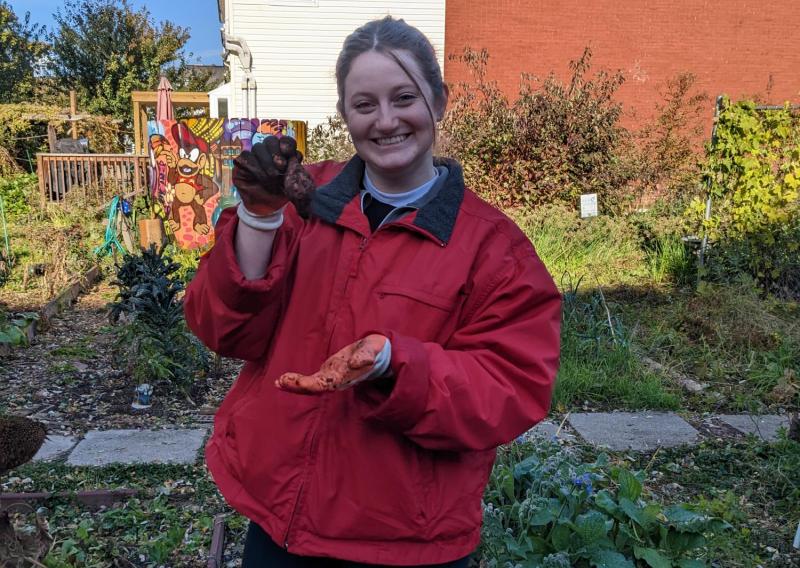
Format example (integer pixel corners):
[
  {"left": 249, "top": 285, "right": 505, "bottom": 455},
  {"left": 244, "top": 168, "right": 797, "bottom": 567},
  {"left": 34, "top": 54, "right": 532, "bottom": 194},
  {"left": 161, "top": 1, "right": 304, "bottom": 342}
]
[{"left": 184, "top": 16, "right": 561, "bottom": 568}]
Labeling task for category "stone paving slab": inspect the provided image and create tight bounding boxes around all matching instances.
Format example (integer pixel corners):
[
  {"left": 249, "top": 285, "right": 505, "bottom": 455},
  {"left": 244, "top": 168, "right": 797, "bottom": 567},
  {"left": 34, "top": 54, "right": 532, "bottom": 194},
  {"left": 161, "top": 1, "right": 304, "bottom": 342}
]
[
  {"left": 34, "top": 435, "right": 79, "bottom": 462},
  {"left": 569, "top": 412, "right": 699, "bottom": 451},
  {"left": 520, "top": 420, "right": 576, "bottom": 443},
  {"left": 67, "top": 428, "right": 208, "bottom": 466},
  {"left": 718, "top": 415, "right": 790, "bottom": 442}
]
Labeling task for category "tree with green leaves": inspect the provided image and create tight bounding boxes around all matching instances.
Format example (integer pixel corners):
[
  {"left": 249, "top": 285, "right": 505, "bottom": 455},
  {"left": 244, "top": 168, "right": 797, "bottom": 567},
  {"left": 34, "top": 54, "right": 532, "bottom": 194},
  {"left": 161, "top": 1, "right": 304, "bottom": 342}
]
[
  {"left": 0, "top": 2, "right": 47, "bottom": 103},
  {"left": 48, "top": 0, "right": 210, "bottom": 125}
]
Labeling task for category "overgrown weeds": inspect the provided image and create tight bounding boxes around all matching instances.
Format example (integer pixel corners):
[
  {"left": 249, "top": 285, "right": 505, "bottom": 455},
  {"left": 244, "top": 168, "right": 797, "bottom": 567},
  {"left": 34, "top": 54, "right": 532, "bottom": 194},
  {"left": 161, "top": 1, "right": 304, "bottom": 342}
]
[
  {"left": 554, "top": 280, "right": 680, "bottom": 411},
  {"left": 622, "top": 278, "right": 799, "bottom": 411},
  {"left": 513, "top": 204, "right": 647, "bottom": 288},
  {"left": 635, "top": 437, "right": 800, "bottom": 566},
  {"left": 0, "top": 182, "right": 106, "bottom": 306}
]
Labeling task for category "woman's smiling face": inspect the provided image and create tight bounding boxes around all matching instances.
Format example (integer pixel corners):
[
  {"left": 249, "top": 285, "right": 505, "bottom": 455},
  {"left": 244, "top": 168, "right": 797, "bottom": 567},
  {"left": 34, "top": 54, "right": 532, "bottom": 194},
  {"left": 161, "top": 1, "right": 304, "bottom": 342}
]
[{"left": 341, "top": 50, "right": 445, "bottom": 193}]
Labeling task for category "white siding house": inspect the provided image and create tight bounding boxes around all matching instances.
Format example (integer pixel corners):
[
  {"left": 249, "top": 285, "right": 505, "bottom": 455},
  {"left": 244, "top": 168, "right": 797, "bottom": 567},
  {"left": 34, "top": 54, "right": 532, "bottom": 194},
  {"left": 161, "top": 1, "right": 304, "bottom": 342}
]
[{"left": 215, "top": 0, "right": 446, "bottom": 127}]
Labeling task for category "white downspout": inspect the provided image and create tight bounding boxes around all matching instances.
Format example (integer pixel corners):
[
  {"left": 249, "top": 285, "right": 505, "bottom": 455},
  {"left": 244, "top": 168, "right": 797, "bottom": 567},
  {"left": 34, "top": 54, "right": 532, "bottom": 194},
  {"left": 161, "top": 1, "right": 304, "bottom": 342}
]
[{"left": 222, "top": 30, "right": 256, "bottom": 117}]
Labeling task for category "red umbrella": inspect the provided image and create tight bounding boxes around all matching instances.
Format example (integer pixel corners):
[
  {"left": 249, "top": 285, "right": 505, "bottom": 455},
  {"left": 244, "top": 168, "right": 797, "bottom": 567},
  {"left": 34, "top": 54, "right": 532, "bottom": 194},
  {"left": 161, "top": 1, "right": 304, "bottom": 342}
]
[{"left": 156, "top": 76, "right": 174, "bottom": 122}]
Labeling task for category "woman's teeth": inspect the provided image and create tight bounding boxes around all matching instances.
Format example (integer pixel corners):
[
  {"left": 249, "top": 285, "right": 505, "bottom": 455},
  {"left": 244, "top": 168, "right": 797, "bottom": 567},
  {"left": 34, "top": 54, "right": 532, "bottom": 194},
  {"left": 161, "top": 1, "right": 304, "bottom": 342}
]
[{"left": 375, "top": 134, "right": 409, "bottom": 146}]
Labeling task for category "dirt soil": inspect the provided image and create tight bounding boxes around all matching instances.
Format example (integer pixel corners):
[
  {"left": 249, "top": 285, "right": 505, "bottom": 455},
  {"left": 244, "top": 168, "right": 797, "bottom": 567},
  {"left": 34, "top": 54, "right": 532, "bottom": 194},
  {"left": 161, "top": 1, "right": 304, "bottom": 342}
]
[{"left": 0, "top": 280, "right": 239, "bottom": 437}]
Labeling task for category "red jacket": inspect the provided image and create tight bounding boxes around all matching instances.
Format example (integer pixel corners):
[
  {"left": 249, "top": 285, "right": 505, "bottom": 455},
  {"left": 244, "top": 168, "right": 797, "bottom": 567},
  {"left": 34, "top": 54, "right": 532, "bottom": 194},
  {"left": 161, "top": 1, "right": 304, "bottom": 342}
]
[{"left": 184, "top": 157, "right": 561, "bottom": 565}]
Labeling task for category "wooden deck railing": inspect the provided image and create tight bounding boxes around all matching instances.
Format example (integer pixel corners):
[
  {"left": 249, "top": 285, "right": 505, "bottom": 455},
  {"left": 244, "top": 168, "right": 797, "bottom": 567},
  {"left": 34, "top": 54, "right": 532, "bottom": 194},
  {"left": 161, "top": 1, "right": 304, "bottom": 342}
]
[{"left": 36, "top": 153, "right": 149, "bottom": 206}]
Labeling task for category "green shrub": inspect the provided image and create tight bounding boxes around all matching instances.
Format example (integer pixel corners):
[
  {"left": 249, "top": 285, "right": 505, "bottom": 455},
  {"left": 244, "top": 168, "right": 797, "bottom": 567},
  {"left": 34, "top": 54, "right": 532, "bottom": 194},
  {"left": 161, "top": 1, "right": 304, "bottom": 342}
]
[
  {"left": 109, "top": 246, "right": 208, "bottom": 391},
  {"left": 623, "top": 73, "right": 708, "bottom": 210},
  {"left": 480, "top": 440, "right": 731, "bottom": 567},
  {"left": 703, "top": 219, "right": 800, "bottom": 300},
  {"left": 159, "top": 243, "right": 202, "bottom": 284},
  {"left": 442, "top": 48, "right": 632, "bottom": 210},
  {"left": 306, "top": 114, "right": 355, "bottom": 163}
]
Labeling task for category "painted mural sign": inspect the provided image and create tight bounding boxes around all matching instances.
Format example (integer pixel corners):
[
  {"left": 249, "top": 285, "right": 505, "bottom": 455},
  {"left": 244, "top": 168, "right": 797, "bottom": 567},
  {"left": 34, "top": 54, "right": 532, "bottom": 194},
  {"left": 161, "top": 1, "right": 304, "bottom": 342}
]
[{"left": 147, "top": 118, "right": 307, "bottom": 250}]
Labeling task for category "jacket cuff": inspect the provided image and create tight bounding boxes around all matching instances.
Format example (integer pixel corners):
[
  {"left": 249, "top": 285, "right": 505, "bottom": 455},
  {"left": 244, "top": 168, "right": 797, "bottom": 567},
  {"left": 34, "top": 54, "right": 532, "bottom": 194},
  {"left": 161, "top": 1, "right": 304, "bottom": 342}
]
[
  {"left": 237, "top": 203, "right": 286, "bottom": 231},
  {"left": 206, "top": 208, "right": 289, "bottom": 313},
  {"left": 356, "top": 330, "right": 430, "bottom": 433}
]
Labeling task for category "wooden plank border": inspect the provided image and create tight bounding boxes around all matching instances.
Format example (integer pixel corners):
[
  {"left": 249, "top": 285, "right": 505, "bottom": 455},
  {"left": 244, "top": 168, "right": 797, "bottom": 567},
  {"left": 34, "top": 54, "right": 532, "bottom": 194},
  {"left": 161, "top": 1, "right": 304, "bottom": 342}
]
[{"left": 0, "top": 488, "right": 138, "bottom": 511}]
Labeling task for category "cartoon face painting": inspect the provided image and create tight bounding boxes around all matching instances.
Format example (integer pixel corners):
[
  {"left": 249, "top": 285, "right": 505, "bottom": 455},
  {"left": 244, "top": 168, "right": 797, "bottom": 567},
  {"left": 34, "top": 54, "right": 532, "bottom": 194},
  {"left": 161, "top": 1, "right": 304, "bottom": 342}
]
[{"left": 147, "top": 118, "right": 307, "bottom": 250}]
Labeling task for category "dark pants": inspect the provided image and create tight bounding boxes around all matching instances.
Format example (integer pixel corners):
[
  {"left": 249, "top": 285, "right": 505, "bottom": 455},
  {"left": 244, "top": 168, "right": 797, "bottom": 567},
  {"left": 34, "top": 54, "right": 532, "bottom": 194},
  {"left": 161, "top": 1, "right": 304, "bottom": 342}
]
[{"left": 242, "top": 521, "right": 472, "bottom": 568}]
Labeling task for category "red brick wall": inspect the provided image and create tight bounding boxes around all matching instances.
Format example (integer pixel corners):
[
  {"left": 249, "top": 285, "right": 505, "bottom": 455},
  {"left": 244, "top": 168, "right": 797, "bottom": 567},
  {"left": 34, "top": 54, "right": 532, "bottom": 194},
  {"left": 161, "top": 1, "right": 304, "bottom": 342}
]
[{"left": 444, "top": 0, "right": 800, "bottom": 131}]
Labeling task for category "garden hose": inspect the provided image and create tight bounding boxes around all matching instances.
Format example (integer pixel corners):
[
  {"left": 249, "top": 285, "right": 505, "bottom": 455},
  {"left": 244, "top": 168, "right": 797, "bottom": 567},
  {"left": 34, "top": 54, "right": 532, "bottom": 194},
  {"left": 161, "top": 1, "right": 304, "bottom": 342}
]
[{"left": 94, "top": 196, "right": 126, "bottom": 258}]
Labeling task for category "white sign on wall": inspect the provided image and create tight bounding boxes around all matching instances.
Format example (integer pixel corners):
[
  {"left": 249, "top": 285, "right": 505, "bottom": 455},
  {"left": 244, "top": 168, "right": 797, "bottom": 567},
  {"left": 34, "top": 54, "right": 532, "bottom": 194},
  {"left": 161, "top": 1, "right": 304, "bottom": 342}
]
[{"left": 580, "top": 193, "right": 598, "bottom": 218}]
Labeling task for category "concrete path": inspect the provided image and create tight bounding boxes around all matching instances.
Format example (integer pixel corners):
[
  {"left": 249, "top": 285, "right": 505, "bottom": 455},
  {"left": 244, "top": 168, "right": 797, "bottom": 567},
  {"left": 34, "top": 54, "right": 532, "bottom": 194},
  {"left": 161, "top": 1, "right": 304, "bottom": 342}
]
[
  {"left": 717, "top": 414, "right": 791, "bottom": 442},
  {"left": 65, "top": 428, "right": 208, "bottom": 466},
  {"left": 567, "top": 412, "right": 700, "bottom": 451},
  {"left": 25, "top": 413, "right": 792, "bottom": 466},
  {"left": 34, "top": 435, "right": 80, "bottom": 462}
]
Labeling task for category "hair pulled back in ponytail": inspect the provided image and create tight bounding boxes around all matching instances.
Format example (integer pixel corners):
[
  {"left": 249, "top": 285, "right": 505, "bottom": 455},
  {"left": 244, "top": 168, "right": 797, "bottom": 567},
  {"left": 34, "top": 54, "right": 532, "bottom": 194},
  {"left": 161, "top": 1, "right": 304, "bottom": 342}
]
[{"left": 335, "top": 16, "right": 446, "bottom": 122}]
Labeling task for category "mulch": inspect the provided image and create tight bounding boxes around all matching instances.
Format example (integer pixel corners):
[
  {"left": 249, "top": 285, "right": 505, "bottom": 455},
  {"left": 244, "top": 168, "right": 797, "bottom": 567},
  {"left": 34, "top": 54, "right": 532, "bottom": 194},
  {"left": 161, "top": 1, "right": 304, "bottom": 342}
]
[{"left": 0, "top": 280, "right": 240, "bottom": 437}]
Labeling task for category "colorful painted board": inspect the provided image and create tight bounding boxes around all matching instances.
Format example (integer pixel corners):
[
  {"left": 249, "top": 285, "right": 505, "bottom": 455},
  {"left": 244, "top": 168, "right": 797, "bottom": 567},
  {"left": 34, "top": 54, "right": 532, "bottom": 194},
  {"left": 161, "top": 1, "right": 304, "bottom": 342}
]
[{"left": 146, "top": 118, "right": 307, "bottom": 250}]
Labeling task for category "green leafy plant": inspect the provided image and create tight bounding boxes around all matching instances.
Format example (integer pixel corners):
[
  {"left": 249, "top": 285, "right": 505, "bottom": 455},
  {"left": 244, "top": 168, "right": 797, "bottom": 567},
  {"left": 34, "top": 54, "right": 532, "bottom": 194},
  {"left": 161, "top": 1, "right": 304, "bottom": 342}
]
[
  {"left": 109, "top": 245, "right": 207, "bottom": 391},
  {"left": 693, "top": 98, "right": 800, "bottom": 297},
  {"left": 109, "top": 245, "right": 181, "bottom": 322},
  {"left": 480, "top": 440, "right": 731, "bottom": 567},
  {"left": 0, "top": 173, "right": 36, "bottom": 217},
  {"left": 159, "top": 242, "right": 202, "bottom": 284},
  {"left": 0, "top": 309, "right": 38, "bottom": 346}
]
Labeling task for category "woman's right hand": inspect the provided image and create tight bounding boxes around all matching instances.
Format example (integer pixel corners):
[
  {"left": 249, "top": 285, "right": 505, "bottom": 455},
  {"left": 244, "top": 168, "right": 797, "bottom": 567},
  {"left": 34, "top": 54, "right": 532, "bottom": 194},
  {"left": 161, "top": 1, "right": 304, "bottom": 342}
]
[{"left": 232, "top": 136, "right": 315, "bottom": 217}]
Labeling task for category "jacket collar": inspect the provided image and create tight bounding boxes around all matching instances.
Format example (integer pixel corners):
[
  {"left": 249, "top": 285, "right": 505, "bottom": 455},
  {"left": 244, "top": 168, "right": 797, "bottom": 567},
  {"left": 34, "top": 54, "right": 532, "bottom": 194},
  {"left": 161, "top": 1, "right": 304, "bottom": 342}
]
[{"left": 310, "top": 155, "right": 465, "bottom": 244}]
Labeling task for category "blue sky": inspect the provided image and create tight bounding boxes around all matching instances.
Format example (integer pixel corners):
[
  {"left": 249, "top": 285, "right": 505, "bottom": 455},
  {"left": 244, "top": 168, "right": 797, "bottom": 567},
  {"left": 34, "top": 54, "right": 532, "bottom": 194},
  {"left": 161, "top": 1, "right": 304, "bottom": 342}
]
[{"left": 13, "top": 0, "right": 223, "bottom": 65}]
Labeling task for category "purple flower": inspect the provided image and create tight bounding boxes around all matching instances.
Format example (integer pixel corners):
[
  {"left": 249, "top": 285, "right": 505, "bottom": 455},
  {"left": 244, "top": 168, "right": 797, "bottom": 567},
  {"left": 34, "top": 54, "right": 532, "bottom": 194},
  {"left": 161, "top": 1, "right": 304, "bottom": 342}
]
[{"left": 573, "top": 473, "right": 593, "bottom": 495}]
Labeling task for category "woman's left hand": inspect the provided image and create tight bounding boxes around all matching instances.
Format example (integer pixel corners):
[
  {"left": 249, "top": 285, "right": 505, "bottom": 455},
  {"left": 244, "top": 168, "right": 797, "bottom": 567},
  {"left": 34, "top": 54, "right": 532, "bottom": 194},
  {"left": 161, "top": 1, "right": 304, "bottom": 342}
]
[{"left": 275, "top": 334, "right": 391, "bottom": 394}]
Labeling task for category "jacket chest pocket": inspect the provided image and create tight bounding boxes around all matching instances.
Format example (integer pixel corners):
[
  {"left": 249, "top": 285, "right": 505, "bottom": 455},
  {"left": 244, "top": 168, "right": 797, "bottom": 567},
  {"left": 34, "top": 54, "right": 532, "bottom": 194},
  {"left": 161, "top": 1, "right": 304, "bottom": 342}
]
[{"left": 375, "top": 284, "right": 460, "bottom": 341}]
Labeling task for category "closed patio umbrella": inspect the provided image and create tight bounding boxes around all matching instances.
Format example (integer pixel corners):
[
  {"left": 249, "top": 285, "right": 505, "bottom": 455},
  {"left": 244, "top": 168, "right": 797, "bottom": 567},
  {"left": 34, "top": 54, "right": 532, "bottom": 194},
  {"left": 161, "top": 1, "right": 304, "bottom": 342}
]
[
  {"left": 156, "top": 76, "right": 174, "bottom": 122},
  {"left": 143, "top": 75, "right": 174, "bottom": 247}
]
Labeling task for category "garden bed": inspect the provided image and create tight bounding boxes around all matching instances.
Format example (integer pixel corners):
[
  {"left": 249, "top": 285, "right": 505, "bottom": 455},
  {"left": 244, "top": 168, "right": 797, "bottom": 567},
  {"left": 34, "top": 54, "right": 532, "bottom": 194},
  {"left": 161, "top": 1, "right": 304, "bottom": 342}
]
[{"left": 0, "top": 279, "right": 238, "bottom": 437}]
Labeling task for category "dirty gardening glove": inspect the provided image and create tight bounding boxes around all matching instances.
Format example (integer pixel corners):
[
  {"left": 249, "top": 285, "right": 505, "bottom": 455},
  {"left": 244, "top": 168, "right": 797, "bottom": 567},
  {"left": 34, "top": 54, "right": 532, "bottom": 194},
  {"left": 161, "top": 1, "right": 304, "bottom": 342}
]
[
  {"left": 276, "top": 335, "right": 392, "bottom": 394},
  {"left": 233, "top": 136, "right": 316, "bottom": 229}
]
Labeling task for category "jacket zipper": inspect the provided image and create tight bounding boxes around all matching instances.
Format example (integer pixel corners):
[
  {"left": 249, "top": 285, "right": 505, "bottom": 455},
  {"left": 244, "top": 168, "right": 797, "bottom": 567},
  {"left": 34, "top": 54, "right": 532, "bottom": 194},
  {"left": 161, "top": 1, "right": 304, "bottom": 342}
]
[
  {"left": 283, "top": 480, "right": 304, "bottom": 549},
  {"left": 282, "top": 233, "right": 379, "bottom": 550},
  {"left": 283, "top": 413, "right": 323, "bottom": 550}
]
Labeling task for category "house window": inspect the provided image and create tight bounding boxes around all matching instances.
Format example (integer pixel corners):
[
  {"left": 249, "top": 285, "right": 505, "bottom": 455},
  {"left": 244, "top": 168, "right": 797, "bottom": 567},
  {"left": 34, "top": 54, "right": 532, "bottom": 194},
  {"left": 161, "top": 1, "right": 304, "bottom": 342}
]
[
  {"left": 218, "top": 98, "right": 228, "bottom": 119},
  {"left": 267, "top": 0, "right": 318, "bottom": 6}
]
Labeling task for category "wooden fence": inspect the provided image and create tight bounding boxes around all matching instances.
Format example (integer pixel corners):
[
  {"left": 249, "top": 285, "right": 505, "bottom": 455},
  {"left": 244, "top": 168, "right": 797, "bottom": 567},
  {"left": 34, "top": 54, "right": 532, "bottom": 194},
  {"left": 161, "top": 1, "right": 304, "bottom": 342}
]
[{"left": 36, "top": 153, "right": 149, "bottom": 206}]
